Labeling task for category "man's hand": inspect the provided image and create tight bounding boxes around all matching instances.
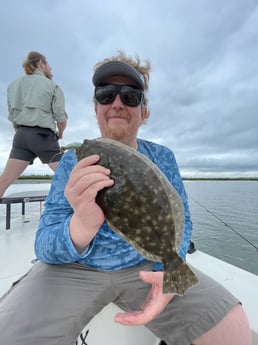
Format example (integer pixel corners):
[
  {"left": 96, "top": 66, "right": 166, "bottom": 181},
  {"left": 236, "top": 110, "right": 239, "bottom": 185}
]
[
  {"left": 57, "top": 119, "right": 67, "bottom": 139},
  {"left": 115, "top": 271, "right": 174, "bottom": 325},
  {"left": 65, "top": 155, "right": 114, "bottom": 252}
]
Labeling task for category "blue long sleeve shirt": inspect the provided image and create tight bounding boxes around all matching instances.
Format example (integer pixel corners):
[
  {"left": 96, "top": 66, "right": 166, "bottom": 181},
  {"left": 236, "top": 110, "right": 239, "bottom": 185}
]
[{"left": 35, "top": 138, "right": 192, "bottom": 271}]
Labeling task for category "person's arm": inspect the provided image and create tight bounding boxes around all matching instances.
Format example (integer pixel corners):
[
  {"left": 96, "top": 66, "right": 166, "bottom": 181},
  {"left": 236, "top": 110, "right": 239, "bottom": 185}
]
[
  {"left": 115, "top": 271, "right": 174, "bottom": 325},
  {"left": 56, "top": 118, "right": 67, "bottom": 139},
  {"left": 52, "top": 86, "right": 68, "bottom": 137},
  {"left": 64, "top": 154, "right": 114, "bottom": 253},
  {"left": 7, "top": 87, "right": 17, "bottom": 129},
  {"left": 35, "top": 151, "right": 76, "bottom": 263},
  {"left": 34, "top": 151, "right": 114, "bottom": 263}
]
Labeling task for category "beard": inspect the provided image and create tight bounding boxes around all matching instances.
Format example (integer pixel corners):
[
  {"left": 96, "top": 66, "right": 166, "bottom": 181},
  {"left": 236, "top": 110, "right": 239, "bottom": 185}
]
[
  {"left": 105, "top": 126, "right": 129, "bottom": 142},
  {"left": 100, "top": 113, "right": 131, "bottom": 142},
  {"left": 97, "top": 110, "right": 139, "bottom": 146}
]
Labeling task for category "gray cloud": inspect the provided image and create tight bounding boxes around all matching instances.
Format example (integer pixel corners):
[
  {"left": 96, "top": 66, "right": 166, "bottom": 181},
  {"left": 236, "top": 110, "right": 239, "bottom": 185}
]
[{"left": 0, "top": 0, "right": 257, "bottom": 177}]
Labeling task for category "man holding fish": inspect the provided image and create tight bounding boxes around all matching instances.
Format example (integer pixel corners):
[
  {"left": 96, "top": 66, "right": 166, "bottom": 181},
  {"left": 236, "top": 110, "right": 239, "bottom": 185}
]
[{"left": 0, "top": 52, "right": 251, "bottom": 345}]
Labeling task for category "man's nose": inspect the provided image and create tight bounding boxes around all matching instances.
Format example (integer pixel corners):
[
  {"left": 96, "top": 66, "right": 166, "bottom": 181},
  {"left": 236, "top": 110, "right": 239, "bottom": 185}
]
[{"left": 111, "top": 93, "right": 124, "bottom": 107}]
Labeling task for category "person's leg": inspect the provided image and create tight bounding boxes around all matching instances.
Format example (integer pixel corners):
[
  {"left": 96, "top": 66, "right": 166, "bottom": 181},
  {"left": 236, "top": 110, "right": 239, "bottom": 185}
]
[
  {"left": 192, "top": 303, "right": 251, "bottom": 345},
  {"left": 0, "top": 158, "right": 30, "bottom": 198},
  {"left": 113, "top": 262, "right": 154, "bottom": 308},
  {"left": 31, "top": 127, "right": 63, "bottom": 170},
  {"left": 0, "top": 127, "right": 37, "bottom": 198},
  {"left": 0, "top": 262, "right": 116, "bottom": 345}
]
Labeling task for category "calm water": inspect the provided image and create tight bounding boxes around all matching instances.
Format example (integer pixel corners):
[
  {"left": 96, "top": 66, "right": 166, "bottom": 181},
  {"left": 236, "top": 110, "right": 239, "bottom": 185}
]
[
  {"left": 184, "top": 180, "right": 258, "bottom": 275},
  {"left": 1, "top": 180, "right": 258, "bottom": 275}
]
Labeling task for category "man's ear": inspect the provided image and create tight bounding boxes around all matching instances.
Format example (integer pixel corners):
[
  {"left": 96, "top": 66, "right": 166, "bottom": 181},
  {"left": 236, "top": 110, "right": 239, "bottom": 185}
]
[
  {"left": 141, "top": 106, "right": 149, "bottom": 124},
  {"left": 37, "top": 59, "right": 44, "bottom": 69}
]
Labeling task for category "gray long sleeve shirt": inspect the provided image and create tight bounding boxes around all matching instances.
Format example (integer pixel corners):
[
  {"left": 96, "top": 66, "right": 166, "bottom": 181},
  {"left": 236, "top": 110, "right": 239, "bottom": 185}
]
[{"left": 7, "top": 70, "right": 68, "bottom": 133}]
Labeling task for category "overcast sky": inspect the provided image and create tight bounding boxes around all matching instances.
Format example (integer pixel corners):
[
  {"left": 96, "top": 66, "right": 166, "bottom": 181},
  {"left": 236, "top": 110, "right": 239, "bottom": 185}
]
[{"left": 0, "top": 0, "right": 257, "bottom": 177}]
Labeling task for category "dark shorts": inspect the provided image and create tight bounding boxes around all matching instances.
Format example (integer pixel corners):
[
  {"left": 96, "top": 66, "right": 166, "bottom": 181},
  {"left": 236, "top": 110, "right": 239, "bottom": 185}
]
[{"left": 9, "top": 126, "right": 62, "bottom": 164}]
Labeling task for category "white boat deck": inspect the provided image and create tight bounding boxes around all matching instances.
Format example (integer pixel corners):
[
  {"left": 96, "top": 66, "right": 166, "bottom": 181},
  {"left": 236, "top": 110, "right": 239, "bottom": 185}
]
[
  {"left": 188, "top": 251, "right": 258, "bottom": 344},
  {"left": 0, "top": 194, "right": 159, "bottom": 345},
  {"left": 0, "top": 193, "right": 257, "bottom": 344}
]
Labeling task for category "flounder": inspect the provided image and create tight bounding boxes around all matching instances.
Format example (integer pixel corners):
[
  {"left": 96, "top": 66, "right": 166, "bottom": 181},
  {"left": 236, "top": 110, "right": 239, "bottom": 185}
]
[{"left": 75, "top": 138, "right": 199, "bottom": 295}]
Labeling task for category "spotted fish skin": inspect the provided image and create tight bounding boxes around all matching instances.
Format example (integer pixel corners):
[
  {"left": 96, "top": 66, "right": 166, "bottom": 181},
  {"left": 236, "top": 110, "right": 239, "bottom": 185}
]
[{"left": 76, "top": 138, "right": 199, "bottom": 295}]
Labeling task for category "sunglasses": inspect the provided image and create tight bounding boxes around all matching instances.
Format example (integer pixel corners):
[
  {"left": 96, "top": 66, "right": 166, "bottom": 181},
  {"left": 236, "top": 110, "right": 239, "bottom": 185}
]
[{"left": 95, "top": 84, "right": 144, "bottom": 107}]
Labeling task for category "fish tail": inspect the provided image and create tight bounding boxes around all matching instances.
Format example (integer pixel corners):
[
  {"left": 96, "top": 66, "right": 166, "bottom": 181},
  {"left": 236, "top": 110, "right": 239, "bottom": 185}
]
[{"left": 163, "top": 256, "right": 199, "bottom": 295}]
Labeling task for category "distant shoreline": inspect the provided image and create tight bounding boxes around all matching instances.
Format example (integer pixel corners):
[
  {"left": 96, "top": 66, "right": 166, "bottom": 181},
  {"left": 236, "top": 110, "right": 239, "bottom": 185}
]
[
  {"left": 15, "top": 176, "right": 258, "bottom": 183},
  {"left": 15, "top": 179, "right": 51, "bottom": 184},
  {"left": 182, "top": 177, "right": 258, "bottom": 181}
]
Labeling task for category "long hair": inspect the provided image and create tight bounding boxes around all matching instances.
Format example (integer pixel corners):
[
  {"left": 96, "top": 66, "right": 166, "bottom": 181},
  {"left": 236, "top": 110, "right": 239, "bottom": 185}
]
[{"left": 22, "top": 51, "right": 47, "bottom": 75}]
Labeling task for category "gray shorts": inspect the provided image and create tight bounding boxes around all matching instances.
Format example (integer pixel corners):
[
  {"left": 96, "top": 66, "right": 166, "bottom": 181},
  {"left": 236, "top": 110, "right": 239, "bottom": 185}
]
[
  {"left": 9, "top": 126, "right": 62, "bottom": 164},
  {"left": 0, "top": 261, "right": 239, "bottom": 345}
]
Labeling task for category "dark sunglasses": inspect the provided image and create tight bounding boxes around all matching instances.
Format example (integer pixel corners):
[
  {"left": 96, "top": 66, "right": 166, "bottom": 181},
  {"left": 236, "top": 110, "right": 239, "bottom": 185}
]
[{"left": 95, "top": 84, "right": 144, "bottom": 107}]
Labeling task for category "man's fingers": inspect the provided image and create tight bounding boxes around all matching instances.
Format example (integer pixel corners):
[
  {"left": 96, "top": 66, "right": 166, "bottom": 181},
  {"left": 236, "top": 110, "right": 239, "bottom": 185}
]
[{"left": 114, "top": 310, "right": 153, "bottom": 326}]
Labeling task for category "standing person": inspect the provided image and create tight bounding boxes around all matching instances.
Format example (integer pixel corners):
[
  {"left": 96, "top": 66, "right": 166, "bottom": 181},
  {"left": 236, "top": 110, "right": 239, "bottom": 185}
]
[
  {"left": 0, "top": 51, "right": 68, "bottom": 198},
  {"left": 0, "top": 52, "right": 251, "bottom": 345}
]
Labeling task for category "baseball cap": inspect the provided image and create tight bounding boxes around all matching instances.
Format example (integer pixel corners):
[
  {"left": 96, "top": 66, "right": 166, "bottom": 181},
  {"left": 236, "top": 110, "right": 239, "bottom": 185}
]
[{"left": 92, "top": 61, "right": 145, "bottom": 90}]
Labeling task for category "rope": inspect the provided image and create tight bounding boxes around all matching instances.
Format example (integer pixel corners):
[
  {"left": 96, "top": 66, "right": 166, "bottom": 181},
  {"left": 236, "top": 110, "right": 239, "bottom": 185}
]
[{"left": 188, "top": 195, "right": 258, "bottom": 251}]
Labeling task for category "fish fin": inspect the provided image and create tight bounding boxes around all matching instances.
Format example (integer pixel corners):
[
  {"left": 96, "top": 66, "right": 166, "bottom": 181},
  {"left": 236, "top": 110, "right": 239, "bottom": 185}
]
[{"left": 163, "top": 256, "right": 199, "bottom": 295}]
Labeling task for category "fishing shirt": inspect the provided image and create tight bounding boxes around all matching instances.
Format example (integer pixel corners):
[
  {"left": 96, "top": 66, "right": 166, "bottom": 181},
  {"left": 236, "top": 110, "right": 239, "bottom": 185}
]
[
  {"left": 35, "top": 138, "right": 192, "bottom": 271},
  {"left": 7, "top": 70, "right": 67, "bottom": 133}
]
